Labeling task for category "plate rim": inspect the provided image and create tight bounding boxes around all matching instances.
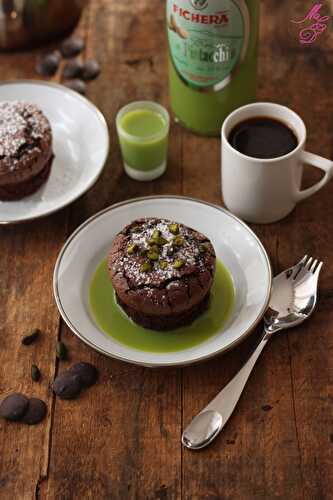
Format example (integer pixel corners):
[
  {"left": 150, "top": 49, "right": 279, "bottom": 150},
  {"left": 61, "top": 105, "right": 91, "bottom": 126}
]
[
  {"left": 53, "top": 195, "right": 273, "bottom": 367},
  {"left": 0, "top": 79, "right": 110, "bottom": 225}
]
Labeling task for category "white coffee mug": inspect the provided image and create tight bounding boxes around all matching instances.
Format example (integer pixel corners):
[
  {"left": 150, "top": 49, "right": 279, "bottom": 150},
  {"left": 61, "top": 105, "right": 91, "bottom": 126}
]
[{"left": 221, "top": 102, "right": 333, "bottom": 223}]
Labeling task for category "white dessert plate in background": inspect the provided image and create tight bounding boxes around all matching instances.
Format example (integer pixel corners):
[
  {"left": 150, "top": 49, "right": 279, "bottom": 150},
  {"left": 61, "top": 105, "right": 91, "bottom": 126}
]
[
  {"left": 53, "top": 196, "right": 272, "bottom": 367},
  {"left": 0, "top": 80, "right": 109, "bottom": 224}
]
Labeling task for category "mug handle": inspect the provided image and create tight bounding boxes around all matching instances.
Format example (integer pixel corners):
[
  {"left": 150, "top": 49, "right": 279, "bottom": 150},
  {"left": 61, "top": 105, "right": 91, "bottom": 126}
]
[{"left": 296, "top": 151, "right": 333, "bottom": 201}]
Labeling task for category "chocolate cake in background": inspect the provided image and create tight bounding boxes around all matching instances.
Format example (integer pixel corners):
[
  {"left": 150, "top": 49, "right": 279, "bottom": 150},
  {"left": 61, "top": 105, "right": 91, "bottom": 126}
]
[
  {"left": 0, "top": 101, "right": 53, "bottom": 201},
  {"left": 108, "top": 218, "right": 216, "bottom": 330}
]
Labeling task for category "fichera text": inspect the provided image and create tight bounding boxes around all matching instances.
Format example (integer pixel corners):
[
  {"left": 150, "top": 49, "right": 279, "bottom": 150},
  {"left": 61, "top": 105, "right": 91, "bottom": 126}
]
[{"left": 172, "top": 3, "right": 229, "bottom": 25}]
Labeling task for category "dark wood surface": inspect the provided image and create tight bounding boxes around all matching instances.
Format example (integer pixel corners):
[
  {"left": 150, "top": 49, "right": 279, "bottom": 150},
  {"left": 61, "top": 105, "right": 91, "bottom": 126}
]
[{"left": 1, "top": 1, "right": 333, "bottom": 498}]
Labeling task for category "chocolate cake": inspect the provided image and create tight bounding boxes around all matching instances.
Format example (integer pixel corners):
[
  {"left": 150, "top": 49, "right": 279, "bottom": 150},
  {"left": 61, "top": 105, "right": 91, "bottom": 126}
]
[
  {"left": 0, "top": 101, "right": 53, "bottom": 201},
  {"left": 108, "top": 218, "right": 216, "bottom": 330}
]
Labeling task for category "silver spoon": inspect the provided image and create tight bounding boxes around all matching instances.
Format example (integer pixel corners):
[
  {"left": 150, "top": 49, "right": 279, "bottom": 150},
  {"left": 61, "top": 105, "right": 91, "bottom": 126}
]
[{"left": 182, "top": 255, "right": 323, "bottom": 450}]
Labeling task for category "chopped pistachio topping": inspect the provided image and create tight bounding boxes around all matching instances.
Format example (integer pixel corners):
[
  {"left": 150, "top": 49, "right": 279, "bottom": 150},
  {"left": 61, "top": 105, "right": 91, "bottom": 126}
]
[
  {"left": 149, "top": 244, "right": 160, "bottom": 253},
  {"left": 173, "top": 259, "right": 185, "bottom": 269},
  {"left": 147, "top": 251, "right": 159, "bottom": 261},
  {"left": 149, "top": 229, "right": 168, "bottom": 246},
  {"left": 159, "top": 260, "right": 168, "bottom": 270},
  {"left": 173, "top": 236, "right": 184, "bottom": 247},
  {"left": 127, "top": 243, "right": 138, "bottom": 255},
  {"left": 131, "top": 225, "right": 141, "bottom": 233},
  {"left": 152, "top": 229, "right": 161, "bottom": 240},
  {"left": 139, "top": 248, "right": 147, "bottom": 257},
  {"left": 169, "top": 223, "right": 179, "bottom": 235},
  {"left": 199, "top": 243, "right": 209, "bottom": 253},
  {"left": 155, "top": 236, "right": 168, "bottom": 246},
  {"left": 140, "top": 262, "right": 152, "bottom": 272}
]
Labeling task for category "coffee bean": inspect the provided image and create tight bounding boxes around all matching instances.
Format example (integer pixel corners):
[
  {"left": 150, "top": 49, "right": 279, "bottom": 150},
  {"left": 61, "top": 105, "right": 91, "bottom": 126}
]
[
  {"left": 64, "top": 79, "right": 86, "bottom": 95},
  {"left": 0, "top": 393, "right": 29, "bottom": 421},
  {"left": 22, "top": 398, "right": 47, "bottom": 425},
  {"left": 69, "top": 362, "right": 98, "bottom": 388},
  {"left": 36, "top": 51, "right": 61, "bottom": 76},
  {"left": 53, "top": 372, "right": 82, "bottom": 399},
  {"left": 61, "top": 37, "right": 85, "bottom": 58},
  {"left": 63, "top": 60, "right": 83, "bottom": 79},
  {"left": 81, "top": 60, "right": 101, "bottom": 81},
  {"left": 22, "top": 328, "right": 41, "bottom": 345}
]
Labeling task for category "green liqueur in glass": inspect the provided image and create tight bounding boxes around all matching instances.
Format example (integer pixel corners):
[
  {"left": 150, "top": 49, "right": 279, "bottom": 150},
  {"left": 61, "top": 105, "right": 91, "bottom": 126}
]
[{"left": 116, "top": 101, "right": 170, "bottom": 181}]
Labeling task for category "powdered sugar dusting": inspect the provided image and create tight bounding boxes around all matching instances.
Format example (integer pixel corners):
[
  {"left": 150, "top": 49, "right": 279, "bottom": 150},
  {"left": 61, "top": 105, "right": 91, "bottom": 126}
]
[
  {"left": 0, "top": 101, "right": 51, "bottom": 169},
  {"left": 115, "top": 218, "right": 211, "bottom": 287}
]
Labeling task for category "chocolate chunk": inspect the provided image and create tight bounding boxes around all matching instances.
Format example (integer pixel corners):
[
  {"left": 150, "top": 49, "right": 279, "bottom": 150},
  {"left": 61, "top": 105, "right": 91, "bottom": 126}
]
[
  {"left": 36, "top": 51, "right": 61, "bottom": 76},
  {"left": 0, "top": 393, "right": 29, "bottom": 421},
  {"left": 64, "top": 79, "right": 86, "bottom": 95},
  {"left": 69, "top": 362, "right": 98, "bottom": 388},
  {"left": 22, "top": 398, "right": 47, "bottom": 425},
  {"left": 53, "top": 372, "right": 82, "bottom": 399},
  {"left": 61, "top": 37, "right": 85, "bottom": 58},
  {"left": 262, "top": 405, "right": 273, "bottom": 412},
  {"left": 81, "top": 60, "right": 101, "bottom": 81},
  {"left": 63, "top": 60, "right": 83, "bottom": 79},
  {"left": 31, "top": 364, "right": 41, "bottom": 382},
  {"left": 22, "top": 328, "right": 41, "bottom": 345}
]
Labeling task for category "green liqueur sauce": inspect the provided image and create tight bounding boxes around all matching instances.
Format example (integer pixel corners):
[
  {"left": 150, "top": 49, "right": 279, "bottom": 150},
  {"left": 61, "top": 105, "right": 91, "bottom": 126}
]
[{"left": 89, "top": 259, "right": 234, "bottom": 353}]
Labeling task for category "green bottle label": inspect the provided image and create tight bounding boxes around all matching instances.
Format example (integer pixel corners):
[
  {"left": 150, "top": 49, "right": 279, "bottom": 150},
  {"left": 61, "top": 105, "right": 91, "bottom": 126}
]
[{"left": 167, "top": 0, "right": 249, "bottom": 91}]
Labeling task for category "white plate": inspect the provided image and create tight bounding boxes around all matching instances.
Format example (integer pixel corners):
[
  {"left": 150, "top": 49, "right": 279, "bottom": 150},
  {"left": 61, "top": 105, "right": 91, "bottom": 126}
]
[
  {"left": 53, "top": 196, "right": 272, "bottom": 367},
  {"left": 0, "top": 80, "right": 109, "bottom": 224}
]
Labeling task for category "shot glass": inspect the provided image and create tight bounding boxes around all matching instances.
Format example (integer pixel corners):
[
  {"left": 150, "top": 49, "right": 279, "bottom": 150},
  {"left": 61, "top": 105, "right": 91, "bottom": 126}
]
[{"left": 116, "top": 101, "right": 170, "bottom": 181}]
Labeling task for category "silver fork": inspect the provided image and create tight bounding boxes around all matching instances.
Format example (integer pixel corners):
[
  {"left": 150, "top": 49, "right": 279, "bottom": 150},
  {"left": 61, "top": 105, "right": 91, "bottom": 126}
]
[{"left": 182, "top": 255, "right": 323, "bottom": 450}]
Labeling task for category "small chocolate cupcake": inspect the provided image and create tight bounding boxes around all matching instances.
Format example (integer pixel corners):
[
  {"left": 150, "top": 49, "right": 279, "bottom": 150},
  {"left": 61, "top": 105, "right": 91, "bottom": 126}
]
[
  {"left": 108, "top": 218, "right": 216, "bottom": 330},
  {"left": 0, "top": 101, "right": 53, "bottom": 201}
]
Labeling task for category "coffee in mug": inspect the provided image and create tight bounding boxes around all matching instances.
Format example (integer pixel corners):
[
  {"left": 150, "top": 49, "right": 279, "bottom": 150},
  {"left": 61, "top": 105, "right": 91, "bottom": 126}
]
[
  {"left": 228, "top": 117, "right": 298, "bottom": 159},
  {"left": 221, "top": 102, "right": 333, "bottom": 224}
]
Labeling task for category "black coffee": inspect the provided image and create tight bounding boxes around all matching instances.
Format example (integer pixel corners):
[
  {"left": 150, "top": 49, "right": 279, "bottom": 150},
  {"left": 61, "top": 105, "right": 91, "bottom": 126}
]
[{"left": 228, "top": 117, "right": 298, "bottom": 159}]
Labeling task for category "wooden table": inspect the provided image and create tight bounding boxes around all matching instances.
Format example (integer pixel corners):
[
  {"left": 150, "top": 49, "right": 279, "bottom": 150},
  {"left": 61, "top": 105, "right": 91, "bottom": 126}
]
[{"left": 1, "top": 1, "right": 332, "bottom": 498}]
